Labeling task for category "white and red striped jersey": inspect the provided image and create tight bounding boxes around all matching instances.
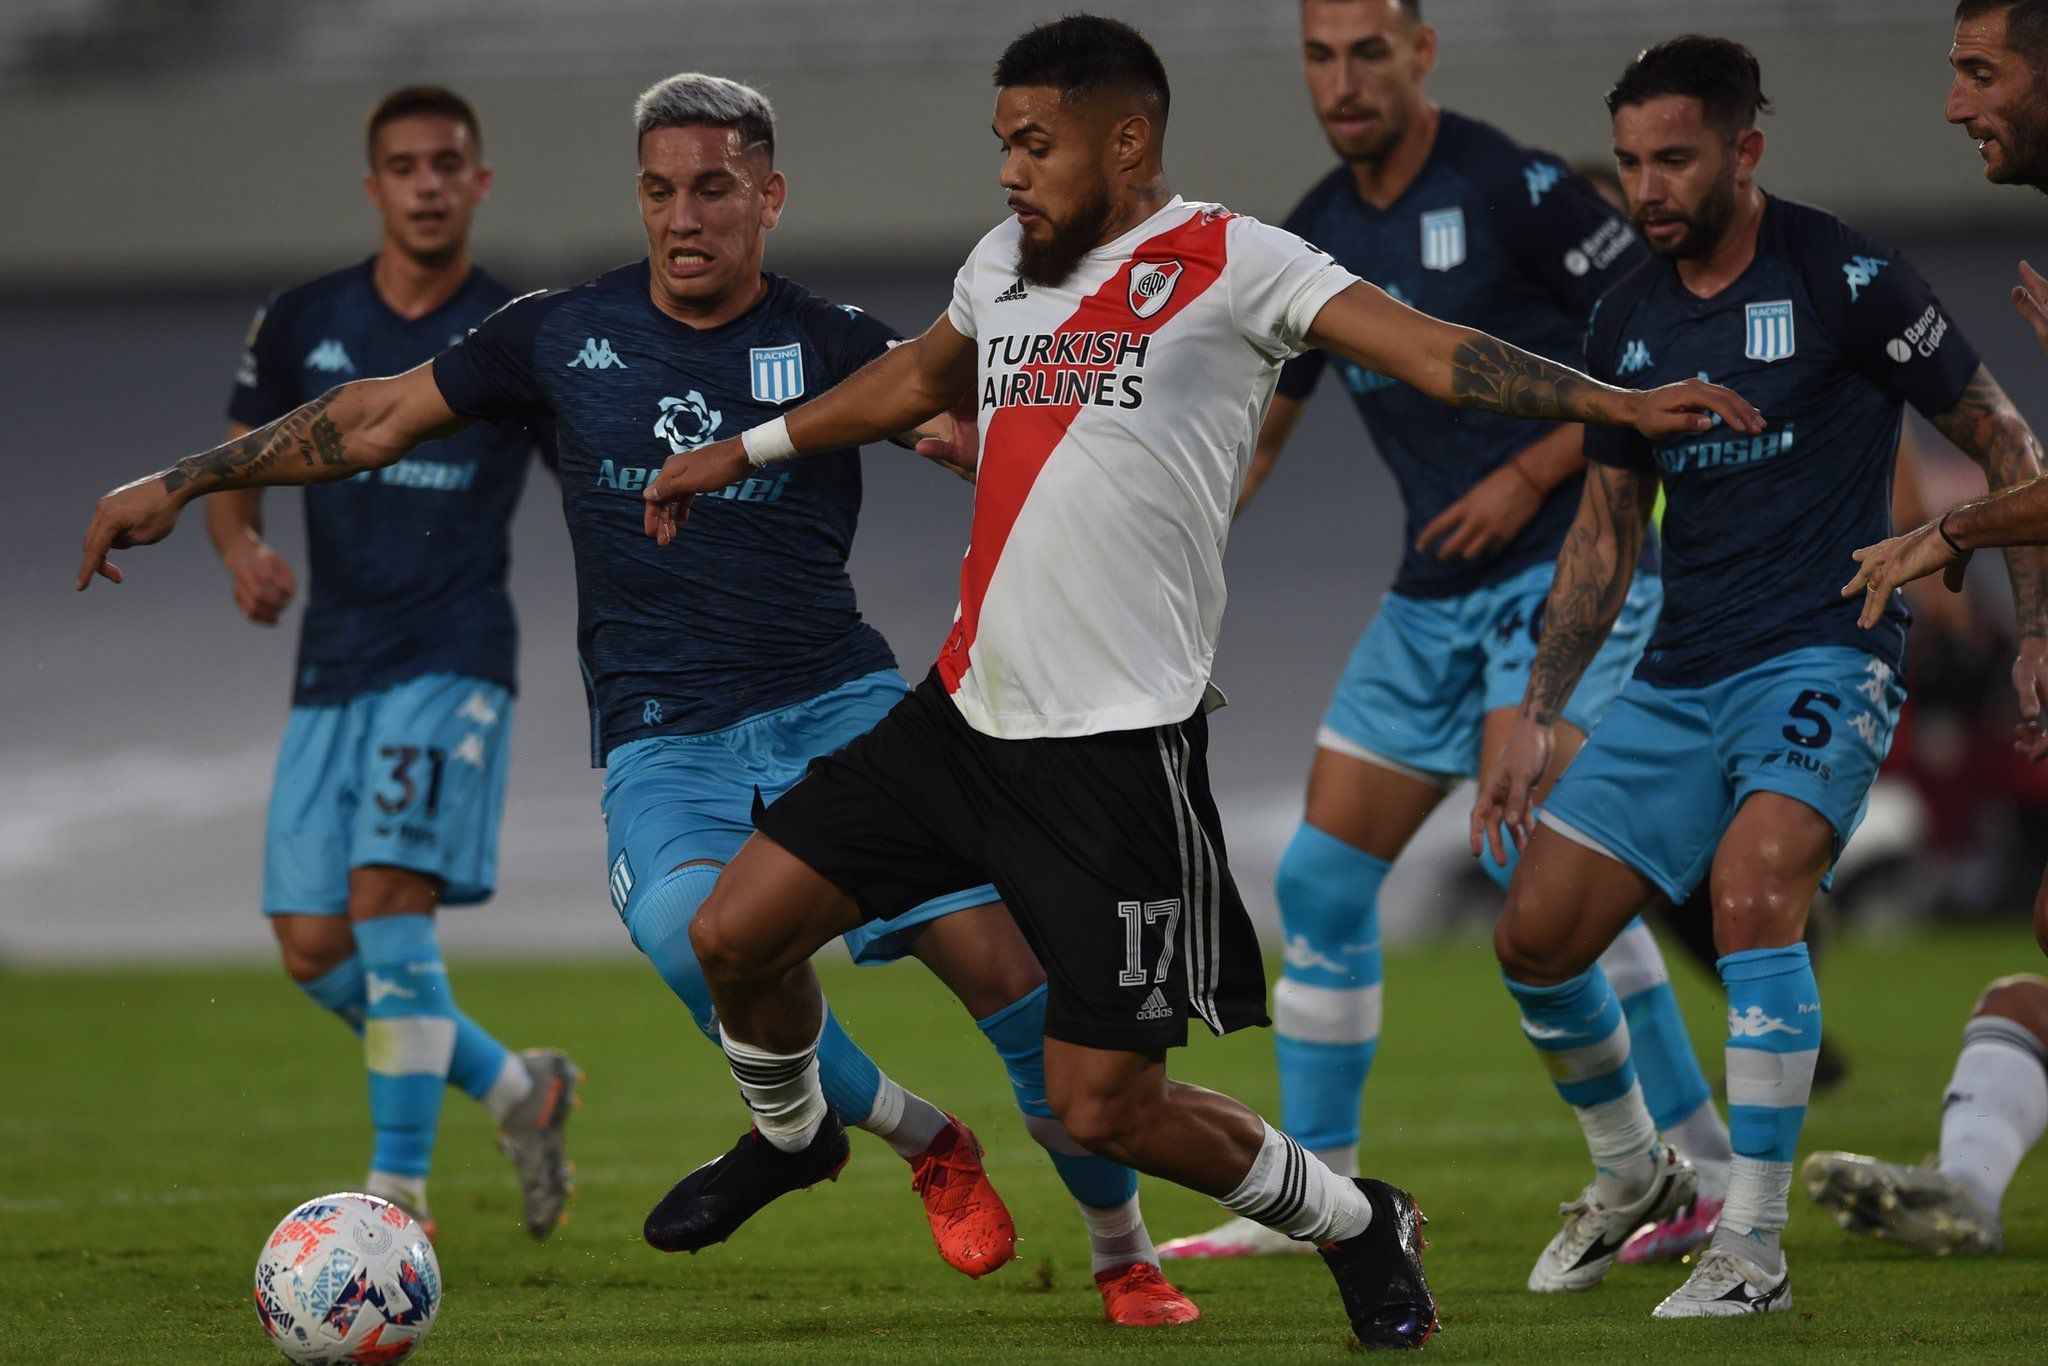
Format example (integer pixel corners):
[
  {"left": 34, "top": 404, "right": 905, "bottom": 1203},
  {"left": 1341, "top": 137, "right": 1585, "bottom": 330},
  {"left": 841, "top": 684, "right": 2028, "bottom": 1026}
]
[{"left": 937, "top": 196, "right": 1357, "bottom": 739}]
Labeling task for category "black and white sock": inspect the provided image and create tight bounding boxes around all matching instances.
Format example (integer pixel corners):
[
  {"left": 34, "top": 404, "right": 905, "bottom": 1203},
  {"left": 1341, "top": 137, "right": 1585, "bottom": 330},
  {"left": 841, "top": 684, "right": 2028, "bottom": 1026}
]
[
  {"left": 1218, "top": 1121, "right": 1372, "bottom": 1244},
  {"left": 719, "top": 1021, "right": 828, "bottom": 1153}
]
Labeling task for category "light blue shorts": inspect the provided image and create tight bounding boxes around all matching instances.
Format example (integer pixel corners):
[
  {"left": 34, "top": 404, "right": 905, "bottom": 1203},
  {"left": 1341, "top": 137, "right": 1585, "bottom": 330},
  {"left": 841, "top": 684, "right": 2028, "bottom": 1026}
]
[
  {"left": 1542, "top": 646, "right": 1907, "bottom": 903},
  {"left": 263, "top": 673, "right": 514, "bottom": 914},
  {"left": 1320, "top": 561, "right": 1663, "bottom": 783},
  {"left": 601, "top": 669, "right": 998, "bottom": 966}
]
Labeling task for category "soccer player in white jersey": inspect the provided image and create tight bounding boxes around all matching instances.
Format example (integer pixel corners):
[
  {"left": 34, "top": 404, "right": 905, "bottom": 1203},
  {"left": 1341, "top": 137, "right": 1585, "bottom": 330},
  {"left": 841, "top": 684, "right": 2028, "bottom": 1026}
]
[{"left": 630, "top": 15, "right": 1756, "bottom": 1344}]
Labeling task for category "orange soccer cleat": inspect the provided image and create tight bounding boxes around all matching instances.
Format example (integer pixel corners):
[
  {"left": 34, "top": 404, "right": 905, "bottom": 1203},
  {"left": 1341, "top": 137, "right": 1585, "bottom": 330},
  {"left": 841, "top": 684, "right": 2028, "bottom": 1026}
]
[
  {"left": 908, "top": 1116, "right": 1017, "bottom": 1277},
  {"left": 1094, "top": 1260, "right": 1202, "bottom": 1326}
]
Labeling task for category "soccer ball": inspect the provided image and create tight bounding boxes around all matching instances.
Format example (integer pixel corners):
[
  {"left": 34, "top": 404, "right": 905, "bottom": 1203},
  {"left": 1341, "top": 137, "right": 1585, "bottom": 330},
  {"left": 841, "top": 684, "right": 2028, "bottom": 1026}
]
[{"left": 253, "top": 1192, "right": 441, "bottom": 1364}]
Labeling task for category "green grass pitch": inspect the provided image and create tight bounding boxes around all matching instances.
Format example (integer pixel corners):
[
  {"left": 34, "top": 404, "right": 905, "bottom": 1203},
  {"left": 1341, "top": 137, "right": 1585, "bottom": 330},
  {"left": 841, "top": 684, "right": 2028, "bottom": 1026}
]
[{"left": 3, "top": 927, "right": 2042, "bottom": 1362}]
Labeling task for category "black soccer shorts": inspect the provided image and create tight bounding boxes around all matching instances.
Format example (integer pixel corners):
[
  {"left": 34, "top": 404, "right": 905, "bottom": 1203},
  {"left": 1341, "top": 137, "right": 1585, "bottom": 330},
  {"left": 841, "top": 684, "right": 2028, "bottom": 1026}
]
[{"left": 755, "top": 670, "right": 1270, "bottom": 1051}]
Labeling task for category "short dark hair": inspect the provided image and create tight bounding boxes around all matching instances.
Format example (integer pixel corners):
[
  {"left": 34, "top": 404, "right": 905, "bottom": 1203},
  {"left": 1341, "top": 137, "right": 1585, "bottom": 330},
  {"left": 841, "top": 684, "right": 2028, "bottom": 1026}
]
[
  {"left": 1957, "top": 0, "right": 2048, "bottom": 65},
  {"left": 1606, "top": 35, "right": 1771, "bottom": 135},
  {"left": 365, "top": 85, "right": 482, "bottom": 164},
  {"left": 994, "top": 14, "right": 1170, "bottom": 124}
]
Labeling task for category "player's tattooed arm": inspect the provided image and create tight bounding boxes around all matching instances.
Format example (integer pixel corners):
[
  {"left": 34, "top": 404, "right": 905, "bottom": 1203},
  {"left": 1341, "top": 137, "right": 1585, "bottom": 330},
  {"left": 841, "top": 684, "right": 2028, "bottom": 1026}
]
[
  {"left": 1304, "top": 283, "right": 1765, "bottom": 438},
  {"left": 77, "top": 365, "right": 466, "bottom": 589},
  {"left": 1928, "top": 365, "right": 2048, "bottom": 636},
  {"left": 1523, "top": 463, "right": 1651, "bottom": 726}
]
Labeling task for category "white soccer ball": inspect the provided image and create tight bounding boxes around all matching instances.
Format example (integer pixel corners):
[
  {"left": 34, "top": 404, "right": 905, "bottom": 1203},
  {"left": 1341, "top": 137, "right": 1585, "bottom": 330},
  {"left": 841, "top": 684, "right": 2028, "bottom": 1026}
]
[{"left": 253, "top": 1192, "right": 441, "bottom": 1364}]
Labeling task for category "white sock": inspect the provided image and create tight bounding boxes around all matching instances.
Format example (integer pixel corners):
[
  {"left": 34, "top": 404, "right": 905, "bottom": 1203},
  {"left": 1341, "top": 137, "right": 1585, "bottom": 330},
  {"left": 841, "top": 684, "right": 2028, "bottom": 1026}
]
[
  {"left": 483, "top": 1052, "right": 534, "bottom": 1126},
  {"left": 1218, "top": 1121, "right": 1371, "bottom": 1243},
  {"left": 860, "top": 1074, "right": 950, "bottom": 1161},
  {"left": 366, "top": 1171, "right": 428, "bottom": 1216},
  {"left": 1577, "top": 1083, "right": 1662, "bottom": 1206},
  {"left": 1712, "top": 1155, "right": 1792, "bottom": 1270},
  {"left": 1079, "top": 1195, "right": 1159, "bottom": 1275},
  {"left": 1662, "top": 1097, "right": 1733, "bottom": 1201},
  {"left": 719, "top": 1021, "right": 827, "bottom": 1153},
  {"left": 1311, "top": 1142, "right": 1360, "bottom": 1181},
  {"left": 1937, "top": 1018, "right": 2048, "bottom": 1222}
]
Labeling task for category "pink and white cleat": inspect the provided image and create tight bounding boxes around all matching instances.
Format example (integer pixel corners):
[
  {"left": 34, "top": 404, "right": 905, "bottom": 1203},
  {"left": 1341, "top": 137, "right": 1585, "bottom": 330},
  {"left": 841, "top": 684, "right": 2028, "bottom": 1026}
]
[
  {"left": 1619, "top": 1196, "right": 1723, "bottom": 1265},
  {"left": 1157, "top": 1216, "right": 1312, "bottom": 1260}
]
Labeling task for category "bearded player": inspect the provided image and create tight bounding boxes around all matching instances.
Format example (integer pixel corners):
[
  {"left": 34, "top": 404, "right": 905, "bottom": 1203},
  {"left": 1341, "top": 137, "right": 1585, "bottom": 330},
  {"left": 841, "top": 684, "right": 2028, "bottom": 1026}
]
[{"left": 1472, "top": 36, "right": 2048, "bottom": 1317}]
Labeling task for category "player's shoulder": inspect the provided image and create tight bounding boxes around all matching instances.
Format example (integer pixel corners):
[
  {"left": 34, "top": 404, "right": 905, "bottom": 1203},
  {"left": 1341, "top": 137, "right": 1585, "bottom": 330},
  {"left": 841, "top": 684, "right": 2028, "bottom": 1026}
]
[
  {"left": 464, "top": 265, "right": 522, "bottom": 311},
  {"left": 258, "top": 258, "right": 377, "bottom": 329},
  {"left": 1439, "top": 109, "right": 1570, "bottom": 198},
  {"left": 1281, "top": 163, "right": 1357, "bottom": 232},
  {"left": 487, "top": 261, "right": 638, "bottom": 332},
  {"left": 1586, "top": 254, "right": 1666, "bottom": 346},
  {"left": 1764, "top": 194, "right": 1895, "bottom": 276},
  {"left": 765, "top": 274, "right": 898, "bottom": 353}
]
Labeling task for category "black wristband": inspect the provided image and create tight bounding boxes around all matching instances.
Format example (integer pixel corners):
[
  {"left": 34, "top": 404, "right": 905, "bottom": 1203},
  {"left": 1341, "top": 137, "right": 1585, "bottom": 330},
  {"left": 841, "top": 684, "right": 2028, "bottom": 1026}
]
[{"left": 1938, "top": 512, "right": 1966, "bottom": 557}]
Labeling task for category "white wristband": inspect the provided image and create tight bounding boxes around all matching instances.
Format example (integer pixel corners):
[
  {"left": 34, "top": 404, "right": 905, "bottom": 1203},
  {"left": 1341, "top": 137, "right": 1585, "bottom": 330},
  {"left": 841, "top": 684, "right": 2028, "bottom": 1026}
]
[{"left": 741, "top": 416, "right": 798, "bottom": 468}]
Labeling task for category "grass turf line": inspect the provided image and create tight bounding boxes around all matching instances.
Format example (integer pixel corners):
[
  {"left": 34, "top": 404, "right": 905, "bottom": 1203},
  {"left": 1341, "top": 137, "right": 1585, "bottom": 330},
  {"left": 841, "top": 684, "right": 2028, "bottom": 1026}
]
[{"left": 2, "top": 927, "right": 2042, "bottom": 1361}]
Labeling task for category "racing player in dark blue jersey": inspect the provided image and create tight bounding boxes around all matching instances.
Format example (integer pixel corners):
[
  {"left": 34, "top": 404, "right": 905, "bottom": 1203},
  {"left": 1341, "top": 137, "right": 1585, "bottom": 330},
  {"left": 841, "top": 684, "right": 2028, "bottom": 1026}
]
[
  {"left": 75, "top": 72, "right": 1196, "bottom": 1327},
  {"left": 202, "top": 85, "right": 573, "bottom": 1241},
  {"left": 1471, "top": 36, "right": 2048, "bottom": 1318}
]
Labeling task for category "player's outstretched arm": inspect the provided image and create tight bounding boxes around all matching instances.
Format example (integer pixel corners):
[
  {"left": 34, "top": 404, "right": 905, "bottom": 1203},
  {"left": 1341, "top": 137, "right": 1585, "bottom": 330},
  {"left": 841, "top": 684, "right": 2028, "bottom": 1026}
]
[
  {"left": 77, "top": 365, "right": 465, "bottom": 590},
  {"left": 1470, "top": 462, "right": 1652, "bottom": 864},
  {"left": 1304, "top": 282, "right": 1764, "bottom": 439},
  {"left": 644, "top": 314, "right": 977, "bottom": 543}
]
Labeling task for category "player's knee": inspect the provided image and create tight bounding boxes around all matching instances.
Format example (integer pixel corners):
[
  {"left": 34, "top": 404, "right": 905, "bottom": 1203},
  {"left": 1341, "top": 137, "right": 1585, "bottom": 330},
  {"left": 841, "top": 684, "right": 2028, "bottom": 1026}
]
[
  {"left": 1709, "top": 878, "right": 1806, "bottom": 956},
  {"left": 272, "top": 918, "right": 352, "bottom": 983},
  {"left": 1050, "top": 1088, "right": 1148, "bottom": 1164},
  {"left": 686, "top": 899, "right": 742, "bottom": 990},
  {"left": 1974, "top": 974, "right": 2048, "bottom": 1050},
  {"left": 1493, "top": 887, "right": 1577, "bottom": 984},
  {"left": 276, "top": 939, "right": 347, "bottom": 984}
]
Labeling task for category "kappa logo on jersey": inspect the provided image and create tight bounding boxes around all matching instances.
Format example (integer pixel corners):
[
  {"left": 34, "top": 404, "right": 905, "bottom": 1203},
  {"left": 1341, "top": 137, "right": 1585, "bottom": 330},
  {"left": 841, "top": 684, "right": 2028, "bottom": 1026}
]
[
  {"left": 749, "top": 344, "right": 806, "bottom": 404},
  {"left": 994, "top": 278, "right": 1029, "bottom": 303},
  {"left": 1842, "top": 255, "right": 1889, "bottom": 303},
  {"left": 1524, "top": 160, "right": 1562, "bottom": 206},
  {"left": 1127, "top": 260, "right": 1185, "bottom": 319},
  {"left": 1617, "top": 340, "right": 1654, "bottom": 376},
  {"left": 304, "top": 339, "right": 356, "bottom": 373},
  {"left": 1744, "top": 300, "right": 1797, "bottom": 363},
  {"left": 1727, "top": 1005, "right": 1803, "bottom": 1038},
  {"left": 1855, "top": 657, "right": 1895, "bottom": 704},
  {"left": 653, "top": 391, "right": 723, "bottom": 452},
  {"left": 457, "top": 690, "right": 500, "bottom": 728},
  {"left": 451, "top": 732, "right": 487, "bottom": 768},
  {"left": 567, "top": 337, "right": 627, "bottom": 370},
  {"left": 1420, "top": 207, "right": 1466, "bottom": 271}
]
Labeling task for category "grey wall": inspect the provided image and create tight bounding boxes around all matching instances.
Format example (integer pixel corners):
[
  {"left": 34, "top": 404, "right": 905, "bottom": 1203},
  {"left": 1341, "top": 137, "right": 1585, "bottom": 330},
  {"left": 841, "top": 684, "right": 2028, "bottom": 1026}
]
[{"left": 1, "top": 10, "right": 2026, "bottom": 290}]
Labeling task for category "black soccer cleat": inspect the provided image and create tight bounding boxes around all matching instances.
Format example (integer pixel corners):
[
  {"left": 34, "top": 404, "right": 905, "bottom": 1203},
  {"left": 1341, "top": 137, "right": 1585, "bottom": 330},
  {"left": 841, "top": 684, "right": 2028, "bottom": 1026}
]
[
  {"left": 1319, "top": 1178, "right": 1438, "bottom": 1350},
  {"left": 644, "top": 1110, "right": 851, "bottom": 1253}
]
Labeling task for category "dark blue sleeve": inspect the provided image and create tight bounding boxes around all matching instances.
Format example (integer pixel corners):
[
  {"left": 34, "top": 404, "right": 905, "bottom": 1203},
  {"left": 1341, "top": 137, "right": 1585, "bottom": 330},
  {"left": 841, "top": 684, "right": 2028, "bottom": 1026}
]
[
  {"left": 1581, "top": 292, "right": 1655, "bottom": 473},
  {"left": 1276, "top": 348, "right": 1327, "bottom": 401},
  {"left": 803, "top": 301, "right": 903, "bottom": 383},
  {"left": 1493, "top": 154, "right": 1649, "bottom": 322},
  {"left": 1802, "top": 223, "right": 1981, "bottom": 420},
  {"left": 432, "top": 290, "right": 551, "bottom": 424},
  {"left": 227, "top": 293, "right": 298, "bottom": 428}
]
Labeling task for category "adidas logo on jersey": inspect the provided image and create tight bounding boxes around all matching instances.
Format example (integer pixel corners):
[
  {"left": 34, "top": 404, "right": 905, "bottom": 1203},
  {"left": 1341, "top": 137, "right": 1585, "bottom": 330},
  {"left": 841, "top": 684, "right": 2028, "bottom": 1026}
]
[
  {"left": 994, "top": 278, "right": 1028, "bottom": 302},
  {"left": 568, "top": 337, "right": 627, "bottom": 369},
  {"left": 304, "top": 339, "right": 356, "bottom": 373},
  {"left": 1136, "top": 987, "right": 1175, "bottom": 1022}
]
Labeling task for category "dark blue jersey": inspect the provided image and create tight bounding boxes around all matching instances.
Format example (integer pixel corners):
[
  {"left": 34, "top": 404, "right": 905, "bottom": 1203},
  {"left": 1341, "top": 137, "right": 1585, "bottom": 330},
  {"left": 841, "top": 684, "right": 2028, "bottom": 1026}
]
[
  {"left": 228, "top": 259, "right": 535, "bottom": 705},
  {"left": 1277, "top": 110, "right": 1650, "bottom": 598},
  {"left": 1584, "top": 196, "right": 1980, "bottom": 688},
  {"left": 431, "top": 264, "right": 899, "bottom": 763}
]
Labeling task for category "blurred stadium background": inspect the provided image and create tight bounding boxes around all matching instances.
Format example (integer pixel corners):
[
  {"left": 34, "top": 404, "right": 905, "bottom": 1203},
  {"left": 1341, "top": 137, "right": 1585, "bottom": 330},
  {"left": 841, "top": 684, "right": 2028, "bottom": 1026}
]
[{"left": 5, "top": 0, "right": 2045, "bottom": 964}]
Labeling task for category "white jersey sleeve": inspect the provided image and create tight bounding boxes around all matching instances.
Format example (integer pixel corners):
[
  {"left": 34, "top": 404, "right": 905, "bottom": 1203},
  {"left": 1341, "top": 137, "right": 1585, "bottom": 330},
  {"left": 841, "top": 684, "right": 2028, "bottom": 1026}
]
[{"left": 1223, "top": 216, "right": 1358, "bottom": 361}]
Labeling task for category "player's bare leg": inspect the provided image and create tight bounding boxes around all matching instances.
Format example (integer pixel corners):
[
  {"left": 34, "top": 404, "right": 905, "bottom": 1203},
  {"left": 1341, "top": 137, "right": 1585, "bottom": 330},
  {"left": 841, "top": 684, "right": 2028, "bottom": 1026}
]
[
  {"left": 1649, "top": 793, "right": 1832, "bottom": 1317},
  {"left": 910, "top": 909, "right": 1194, "bottom": 1322},
  {"left": 1042, "top": 1038, "right": 1434, "bottom": 1347},
  {"left": 1494, "top": 826, "right": 1703, "bottom": 1291},
  {"left": 1806, "top": 974, "right": 2048, "bottom": 1256}
]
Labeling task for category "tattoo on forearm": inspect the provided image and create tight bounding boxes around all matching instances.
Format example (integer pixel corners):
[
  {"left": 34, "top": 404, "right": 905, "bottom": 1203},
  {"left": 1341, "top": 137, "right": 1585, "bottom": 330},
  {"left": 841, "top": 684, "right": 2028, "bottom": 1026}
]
[
  {"left": 1932, "top": 365, "right": 2048, "bottom": 635},
  {"left": 161, "top": 390, "right": 348, "bottom": 496},
  {"left": 1524, "top": 465, "right": 1648, "bottom": 725},
  {"left": 1449, "top": 334, "right": 1607, "bottom": 423}
]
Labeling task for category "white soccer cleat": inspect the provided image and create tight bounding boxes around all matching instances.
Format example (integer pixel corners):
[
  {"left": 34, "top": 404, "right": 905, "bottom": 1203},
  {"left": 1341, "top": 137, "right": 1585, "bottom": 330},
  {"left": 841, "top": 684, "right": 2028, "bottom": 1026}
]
[
  {"left": 1801, "top": 1150, "right": 2003, "bottom": 1256},
  {"left": 1528, "top": 1145, "right": 1696, "bottom": 1292},
  {"left": 1157, "top": 1215, "right": 1313, "bottom": 1260},
  {"left": 1650, "top": 1246, "right": 1792, "bottom": 1317}
]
